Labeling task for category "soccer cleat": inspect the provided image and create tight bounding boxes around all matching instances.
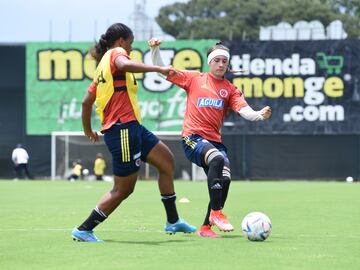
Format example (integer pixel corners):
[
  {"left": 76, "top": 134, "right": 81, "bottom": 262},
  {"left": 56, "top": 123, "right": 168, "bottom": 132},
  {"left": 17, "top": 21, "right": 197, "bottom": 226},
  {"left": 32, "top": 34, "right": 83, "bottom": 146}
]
[
  {"left": 198, "top": 225, "right": 220, "bottom": 238},
  {"left": 71, "top": 228, "right": 103, "bottom": 242},
  {"left": 209, "top": 210, "right": 234, "bottom": 232},
  {"left": 165, "top": 218, "right": 197, "bottom": 234}
]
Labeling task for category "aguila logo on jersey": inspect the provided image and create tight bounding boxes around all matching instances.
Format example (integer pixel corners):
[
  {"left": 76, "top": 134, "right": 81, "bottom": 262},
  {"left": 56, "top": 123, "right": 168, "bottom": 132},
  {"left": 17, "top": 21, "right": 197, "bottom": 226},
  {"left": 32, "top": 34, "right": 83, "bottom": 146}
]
[
  {"left": 219, "top": 89, "right": 228, "bottom": 98},
  {"left": 197, "top": 98, "right": 224, "bottom": 109}
]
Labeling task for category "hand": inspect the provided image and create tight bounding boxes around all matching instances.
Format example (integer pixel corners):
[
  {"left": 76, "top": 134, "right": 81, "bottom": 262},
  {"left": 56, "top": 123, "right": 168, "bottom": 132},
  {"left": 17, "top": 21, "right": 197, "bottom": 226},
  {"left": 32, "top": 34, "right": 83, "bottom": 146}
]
[
  {"left": 261, "top": 106, "right": 272, "bottom": 120},
  {"left": 158, "top": 66, "right": 178, "bottom": 76},
  {"left": 84, "top": 130, "right": 99, "bottom": 143},
  {"left": 148, "top": 37, "right": 161, "bottom": 48}
]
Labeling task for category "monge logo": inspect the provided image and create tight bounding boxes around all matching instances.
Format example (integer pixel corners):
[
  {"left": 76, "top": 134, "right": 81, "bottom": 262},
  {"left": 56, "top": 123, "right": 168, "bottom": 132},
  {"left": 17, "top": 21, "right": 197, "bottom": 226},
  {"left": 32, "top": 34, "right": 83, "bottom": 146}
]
[{"left": 198, "top": 98, "right": 224, "bottom": 109}]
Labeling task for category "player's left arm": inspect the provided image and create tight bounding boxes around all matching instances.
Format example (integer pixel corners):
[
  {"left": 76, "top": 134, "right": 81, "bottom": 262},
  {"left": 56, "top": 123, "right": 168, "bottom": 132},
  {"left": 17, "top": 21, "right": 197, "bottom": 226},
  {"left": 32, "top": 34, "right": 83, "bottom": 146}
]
[
  {"left": 239, "top": 105, "right": 271, "bottom": 121},
  {"left": 229, "top": 86, "right": 272, "bottom": 121},
  {"left": 82, "top": 88, "right": 99, "bottom": 143}
]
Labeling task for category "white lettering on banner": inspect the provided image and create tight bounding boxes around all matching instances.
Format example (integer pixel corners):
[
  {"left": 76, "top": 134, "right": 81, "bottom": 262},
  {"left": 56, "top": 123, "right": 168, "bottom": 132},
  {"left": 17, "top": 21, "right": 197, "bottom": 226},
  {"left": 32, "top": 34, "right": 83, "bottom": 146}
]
[
  {"left": 139, "top": 100, "right": 163, "bottom": 118},
  {"left": 138, "top": 88, "right": 186, "bottom": 127},
  {"left": 304, "top": 77, "right": 325, "bottom": 105},
  {"left": 143, "top": 72, "right": 172, "bottom": 91},
  {"left": 282, "top": 76, "right": 345, "bottom": 122},
  {"left": 167, "top": 88, "right": 186, "bottom": 118},
  {"left": 231, "top": 54, "right": 316, "bottom": 76},
  {"left": 58, "top": 98, "right": 82, "bottom": 124},
  {"left": 231, "top": 53, "right": 346, "bottom": 123},
  {"left": 283, "top": 105, "right": 344, "bottom": 122}
]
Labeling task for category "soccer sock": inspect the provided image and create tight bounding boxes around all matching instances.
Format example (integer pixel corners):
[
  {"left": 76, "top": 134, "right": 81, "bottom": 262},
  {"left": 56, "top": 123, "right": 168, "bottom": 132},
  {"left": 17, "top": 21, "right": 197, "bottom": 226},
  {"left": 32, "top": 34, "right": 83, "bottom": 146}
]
[
  {"left": 208, "top": 178, "right": 222, "bottom": 210},
  {"left": 220, "top": 177, "right": 231, "bottom": 208},
  {"left": 203, "top": 202, "right": 211, "bottom": 226},
  {"left": 207, "top": 155, "right": 224, "bottom": 211},
  {"left": 78, "top": 206, "right": 107, "bottom": 231},
  {"left": 161, "top": 193, "right": 179, "bottom": 224}
]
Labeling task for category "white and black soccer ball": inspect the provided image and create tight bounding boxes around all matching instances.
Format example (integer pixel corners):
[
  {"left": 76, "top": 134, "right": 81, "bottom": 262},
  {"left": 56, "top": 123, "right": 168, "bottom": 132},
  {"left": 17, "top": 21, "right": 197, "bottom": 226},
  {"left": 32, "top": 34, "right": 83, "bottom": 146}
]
[{"left": 241, "top": 212, "right": 272, "bottom": 241}]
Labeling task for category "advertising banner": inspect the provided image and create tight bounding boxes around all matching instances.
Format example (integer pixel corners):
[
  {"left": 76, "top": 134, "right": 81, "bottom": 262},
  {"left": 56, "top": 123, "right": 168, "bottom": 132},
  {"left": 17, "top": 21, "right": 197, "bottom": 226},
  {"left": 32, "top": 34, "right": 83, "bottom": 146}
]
[
  {"left": 225, "top": 40, "right": 360, "bottom": 134},
  {"left": 26, "top": 40, "right": 360, "bottom": 135},
  {"left": 26, "top": 40, "right": 214, "bottom": 135}
]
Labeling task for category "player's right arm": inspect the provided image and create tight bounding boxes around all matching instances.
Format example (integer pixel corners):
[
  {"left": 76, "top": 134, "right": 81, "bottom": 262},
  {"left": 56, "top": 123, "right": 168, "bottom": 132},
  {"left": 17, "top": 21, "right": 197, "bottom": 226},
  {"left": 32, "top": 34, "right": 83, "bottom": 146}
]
[
  {"left": 148, "top": 38, "right": 165, "bottom": 67},
  {"left": 82, "top": 83, "right": 99, "bottom": 143},
  {"left": 148, "top": 38, "right": 198, "bottom": 90}
]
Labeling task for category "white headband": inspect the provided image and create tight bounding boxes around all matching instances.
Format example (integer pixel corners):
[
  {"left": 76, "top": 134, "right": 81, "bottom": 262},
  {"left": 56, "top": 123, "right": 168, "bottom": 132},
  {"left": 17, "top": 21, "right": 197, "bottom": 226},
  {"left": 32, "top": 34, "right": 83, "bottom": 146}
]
[{"left": 207, "top": 49, "right": 230, "bottom": 64}]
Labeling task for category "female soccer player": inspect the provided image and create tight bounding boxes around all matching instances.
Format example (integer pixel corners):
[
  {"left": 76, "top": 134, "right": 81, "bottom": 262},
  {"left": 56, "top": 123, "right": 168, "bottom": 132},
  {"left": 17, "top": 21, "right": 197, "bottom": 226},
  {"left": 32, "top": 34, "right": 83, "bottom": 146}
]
[
  {"left": 71, "top": 23, "right": 196, "bottom": 242},
  {"left": 149, "top": 38, "right": 271, "bottom": 238}
]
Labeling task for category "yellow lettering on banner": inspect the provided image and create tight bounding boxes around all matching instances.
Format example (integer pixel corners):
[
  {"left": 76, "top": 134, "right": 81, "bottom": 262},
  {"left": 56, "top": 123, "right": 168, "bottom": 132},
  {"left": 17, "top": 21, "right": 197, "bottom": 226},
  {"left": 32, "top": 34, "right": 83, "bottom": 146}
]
[
  {"left": 263, "top": 78, "right": 283, "bottom": 98},
  {"left": 324, "top": 77, "right": 344, "bottom": 97},
  {"left": 38, "top": 50, "right": 83, "bottom": 80},
  {"left": 130, "top": 49, "right": 144, "bottom": 80},
  {"left": 284, "top": 77, "right": 304, "bottom": 97},
  {"left": 233, "top": 78, "right": 263, "bottom": 97},
  {"left": 233, "top": 77, "right": 306, "bottom": 98},
  {"left": 83, "top": 52, "right": 97, "bottom": 79},
  {"left": 173, "top": 49, "right": 202, "bottom": 71}
]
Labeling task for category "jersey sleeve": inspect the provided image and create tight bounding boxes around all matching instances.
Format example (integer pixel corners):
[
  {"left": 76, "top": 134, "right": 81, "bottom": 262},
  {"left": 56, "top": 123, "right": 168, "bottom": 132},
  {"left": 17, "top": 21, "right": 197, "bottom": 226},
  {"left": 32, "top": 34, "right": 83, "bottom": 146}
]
[
  {"left": 166, "top": 70, "right": 200, "bottom": 91},
  {"left": 88, "top": 81, "right": 97, "bottom": 95},
  {"left": 229, "top": 84, "right": 248, "bottom": 112}
]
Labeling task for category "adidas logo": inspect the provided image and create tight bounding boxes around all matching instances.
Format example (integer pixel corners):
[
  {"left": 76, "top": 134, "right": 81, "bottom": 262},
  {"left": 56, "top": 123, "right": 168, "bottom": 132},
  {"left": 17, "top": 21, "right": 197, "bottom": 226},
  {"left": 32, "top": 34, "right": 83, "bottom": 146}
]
[{"left": 211, "top": 183, "right": 222, "bottom": 190}]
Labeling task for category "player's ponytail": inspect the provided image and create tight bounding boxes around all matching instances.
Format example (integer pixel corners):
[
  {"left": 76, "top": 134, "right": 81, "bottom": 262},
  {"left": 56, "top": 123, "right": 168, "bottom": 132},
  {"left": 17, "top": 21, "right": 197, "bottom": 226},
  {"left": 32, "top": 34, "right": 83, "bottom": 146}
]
[{"left": 90, "top": 23, "right": 133, "bottom": 63}]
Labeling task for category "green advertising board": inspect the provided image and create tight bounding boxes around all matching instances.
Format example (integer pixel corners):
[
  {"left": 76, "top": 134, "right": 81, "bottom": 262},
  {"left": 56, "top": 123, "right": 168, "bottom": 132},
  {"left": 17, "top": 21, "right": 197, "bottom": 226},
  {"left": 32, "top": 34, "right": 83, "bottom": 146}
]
[{"left": 26, "top": 40, "right": 215, "bottom": 135}]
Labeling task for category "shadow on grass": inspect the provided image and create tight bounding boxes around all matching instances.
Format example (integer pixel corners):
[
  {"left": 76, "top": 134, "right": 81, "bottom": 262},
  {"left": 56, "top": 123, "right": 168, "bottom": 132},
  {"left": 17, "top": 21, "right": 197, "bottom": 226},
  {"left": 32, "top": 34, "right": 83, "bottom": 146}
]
[
  {"left": 221, "top": 235, "right": 242, "bottom": 239},
  {"left": 102, "top": 239, "right": 188, "bottom": 245}
]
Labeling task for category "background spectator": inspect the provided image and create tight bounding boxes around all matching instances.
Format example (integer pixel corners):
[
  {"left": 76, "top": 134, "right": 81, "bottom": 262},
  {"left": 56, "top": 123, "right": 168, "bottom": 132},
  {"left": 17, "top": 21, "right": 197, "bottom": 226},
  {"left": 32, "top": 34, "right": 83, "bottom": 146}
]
[
  {"left": 12, "top": 144, "right": 34, "bottom": 180},
  {"left": 94, "top": 153, "right": 106, "bottom": 181}
]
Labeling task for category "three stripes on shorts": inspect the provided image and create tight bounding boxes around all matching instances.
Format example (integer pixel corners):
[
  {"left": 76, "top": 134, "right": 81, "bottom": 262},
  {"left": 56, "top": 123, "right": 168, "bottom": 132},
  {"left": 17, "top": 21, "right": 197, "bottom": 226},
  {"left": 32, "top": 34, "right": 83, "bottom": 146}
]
[{"left": 120, "top": 129, "right": 130, "bottom": 163}]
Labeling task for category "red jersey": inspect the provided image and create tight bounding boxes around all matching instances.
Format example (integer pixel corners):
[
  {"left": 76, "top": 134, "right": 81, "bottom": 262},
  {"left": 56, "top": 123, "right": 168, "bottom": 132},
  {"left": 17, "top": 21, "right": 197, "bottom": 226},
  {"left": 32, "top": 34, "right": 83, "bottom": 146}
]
[
  {"left": 88, "top": 49, "right": 138, "bottom": 132},
  {"left": 167, "top": 71, "right": 248, "bottom": 142}
]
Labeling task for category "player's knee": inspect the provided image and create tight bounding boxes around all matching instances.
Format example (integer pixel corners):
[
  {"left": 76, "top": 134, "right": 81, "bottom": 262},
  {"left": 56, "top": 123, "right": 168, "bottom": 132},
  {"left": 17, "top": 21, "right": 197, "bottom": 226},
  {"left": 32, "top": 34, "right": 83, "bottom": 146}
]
[
  {"left": 157, "top": 155, "right": 175, "bottom": 175},
  {"left": 167, "top": 152, "right": 175, "bottom": 171},
  {"left": 111, "top": 186, "right": 135, "bottom": 201},
  {"left": 208, "top": 154, "right": 225, "bottom": 170}
]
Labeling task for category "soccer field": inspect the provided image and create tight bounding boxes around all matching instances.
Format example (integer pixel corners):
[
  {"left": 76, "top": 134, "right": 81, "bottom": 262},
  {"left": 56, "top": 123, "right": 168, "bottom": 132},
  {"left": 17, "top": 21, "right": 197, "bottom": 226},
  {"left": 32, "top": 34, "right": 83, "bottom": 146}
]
[{"left": 0, "top": 180, "right": 359, "bottom": 270}]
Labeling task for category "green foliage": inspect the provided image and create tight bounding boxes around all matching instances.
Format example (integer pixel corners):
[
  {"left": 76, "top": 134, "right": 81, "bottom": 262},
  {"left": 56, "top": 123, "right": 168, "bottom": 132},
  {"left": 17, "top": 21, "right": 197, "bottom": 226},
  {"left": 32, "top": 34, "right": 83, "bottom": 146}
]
[
  {"left": 156, "top": 0, "right": 360, "bottom": 40},
  {"left": 327, "top": 0, "right": 360, "bottom": 37}
]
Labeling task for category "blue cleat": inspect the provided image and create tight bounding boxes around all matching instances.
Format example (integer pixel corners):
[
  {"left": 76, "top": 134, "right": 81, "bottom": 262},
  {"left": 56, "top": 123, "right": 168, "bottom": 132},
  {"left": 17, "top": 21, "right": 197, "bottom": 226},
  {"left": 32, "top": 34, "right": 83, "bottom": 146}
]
[
  {"left": 165, "top": 218, "right": 197, "bottom": 234},
  {"left": 71, "top": 228, "right": 103, "bottom": 242}
]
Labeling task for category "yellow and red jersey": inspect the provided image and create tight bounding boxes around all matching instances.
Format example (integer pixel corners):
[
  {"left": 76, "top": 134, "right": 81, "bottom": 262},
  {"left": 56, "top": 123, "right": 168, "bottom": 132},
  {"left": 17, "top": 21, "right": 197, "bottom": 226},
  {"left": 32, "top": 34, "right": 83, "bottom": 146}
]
[
  {"left": 88, "top": 47, "right": 140, "bottom": 133},
  {"left": 167, "top": 71, "right": 248, "bottom": 142}
]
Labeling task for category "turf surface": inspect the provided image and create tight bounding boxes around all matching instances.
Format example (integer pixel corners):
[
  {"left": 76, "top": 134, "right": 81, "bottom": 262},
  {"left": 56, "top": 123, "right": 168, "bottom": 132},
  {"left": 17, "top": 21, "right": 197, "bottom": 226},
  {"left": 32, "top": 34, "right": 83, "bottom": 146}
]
[{"left": 0, "top": 180, "right": 359, "bottom": 270}]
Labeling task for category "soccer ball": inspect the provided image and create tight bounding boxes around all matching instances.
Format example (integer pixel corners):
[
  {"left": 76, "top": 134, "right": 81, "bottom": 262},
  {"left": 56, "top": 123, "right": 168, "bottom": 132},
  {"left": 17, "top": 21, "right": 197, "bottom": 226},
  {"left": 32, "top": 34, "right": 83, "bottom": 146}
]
[
  {"left": 241, "top": 212, "right": 272, "bottom": 241},
  {"left": 82, "top": 169, "right": 89, "bottom": 176}
]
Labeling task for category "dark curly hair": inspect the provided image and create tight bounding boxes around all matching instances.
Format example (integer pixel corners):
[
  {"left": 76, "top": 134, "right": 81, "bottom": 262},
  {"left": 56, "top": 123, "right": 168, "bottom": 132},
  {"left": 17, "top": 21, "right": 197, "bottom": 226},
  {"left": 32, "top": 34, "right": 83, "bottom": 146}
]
[{"left": 90, "top": 23, "right": 133, "bottom": 63}]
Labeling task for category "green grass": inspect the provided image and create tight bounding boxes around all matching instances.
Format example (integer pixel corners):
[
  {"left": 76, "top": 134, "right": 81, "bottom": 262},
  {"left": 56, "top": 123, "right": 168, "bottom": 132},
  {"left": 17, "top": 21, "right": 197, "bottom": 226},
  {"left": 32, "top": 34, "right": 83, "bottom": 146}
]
[{"left": 0, "top": 180, "right": 359, "bottom": 270}]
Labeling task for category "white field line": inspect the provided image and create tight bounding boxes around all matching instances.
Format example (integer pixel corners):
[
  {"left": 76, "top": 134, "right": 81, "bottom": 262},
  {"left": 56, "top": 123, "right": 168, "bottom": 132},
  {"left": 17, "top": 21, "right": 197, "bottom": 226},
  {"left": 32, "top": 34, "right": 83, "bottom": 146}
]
[{"left": 0, "top": 228, "right": 359, "bottom": 239}]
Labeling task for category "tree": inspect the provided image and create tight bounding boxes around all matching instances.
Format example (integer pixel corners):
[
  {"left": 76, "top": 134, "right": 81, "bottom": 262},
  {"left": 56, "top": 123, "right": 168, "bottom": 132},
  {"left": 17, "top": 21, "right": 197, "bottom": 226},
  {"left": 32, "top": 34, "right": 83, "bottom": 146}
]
[
  {"left": 326, "top": 0, "right": 360, "bottom": 37},
  {"left": 156, "top": 0, "right": 360, "bottom": 40}
]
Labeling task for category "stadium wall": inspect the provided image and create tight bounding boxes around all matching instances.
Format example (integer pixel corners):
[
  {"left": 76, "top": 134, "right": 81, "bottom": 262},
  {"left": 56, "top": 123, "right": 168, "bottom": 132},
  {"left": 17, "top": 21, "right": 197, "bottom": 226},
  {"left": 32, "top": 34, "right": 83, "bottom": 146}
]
[{"left": 0, "top": 45, "right": 51, "bottom": 178}]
